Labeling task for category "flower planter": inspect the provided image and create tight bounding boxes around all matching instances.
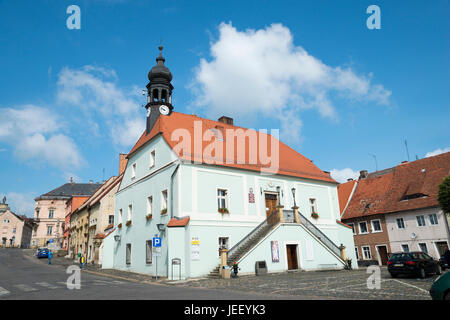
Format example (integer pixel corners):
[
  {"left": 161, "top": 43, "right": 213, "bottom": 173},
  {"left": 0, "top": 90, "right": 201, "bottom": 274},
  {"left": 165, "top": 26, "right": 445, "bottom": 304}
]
[
  {"left": 117, "top": 223, "right": 122, "bottom": 229},
  {"left": 126, "top": 220, "right": 132, "bottom": 227},
  {"left": 160, "top": 208, "right": 167, "bottom": 215},
  {"left": 146, "top": 214, "right": 153, "bottom": 221},
  {"left": 218, "top": 208, "right": 229, "bottom": 214},
  {"left": 311, "top": 212, "right": 319, "bottom": 219}
]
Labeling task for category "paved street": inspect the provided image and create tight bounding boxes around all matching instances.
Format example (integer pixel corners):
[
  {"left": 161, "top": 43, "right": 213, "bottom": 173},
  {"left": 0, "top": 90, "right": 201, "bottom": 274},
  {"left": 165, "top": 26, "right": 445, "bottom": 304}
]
[{"left": 0, "top": 248, "right": 440, "bottom": 300}]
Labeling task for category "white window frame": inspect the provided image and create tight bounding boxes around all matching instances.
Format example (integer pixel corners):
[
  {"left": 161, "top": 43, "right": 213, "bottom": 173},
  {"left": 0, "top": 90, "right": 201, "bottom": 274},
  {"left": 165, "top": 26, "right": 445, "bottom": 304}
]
[
  {"left": 161, "top": 190, "right": 168, "bottom": 213},
  {"left": 146, "top": 240, "right": 152, "bottom": 264},
  {"left": 147, "top": 196, "right": 153, "bottom": 215},
  {"left": 127, "top": 204, "right": 132, "bottom": 222},
  {"left": 396, "top": 217, "right": 405, "bottom": 229},
  {"left": 358, "top": 221, "right": 369, "bottom": 234},
  {"left": 309, "top": 198, "right": 318, "bottom": 214},
  {"left": 150, "top": 150, "right": 156, "bottom": 168},
  {"left": 46, "top": 225, "right": 53, "bottom": 235},
  {"left": 401, "top": 244, "right": 410, "bottom": 253},
  {"left": 370, "top": 219, "right": 382, "bottom": 233},
  {"left": 126, "top": 243, "right": 131, "bottom": 265},
  {"left": 428, "top": 213, "right": 438, "bottom": 226},
  {"left": 48, "top": 209, "right": 54, "bottom": 219},
  {"left": 217, "top": 188, "right": 228, "bottom": 210},
  {"left": 362, "top": 246, "right": 371, "bottom": 260},
  {"left": 118, "top": 209, "right": 123, "bottom": 224},
  {"left": 416, "top": 215, "right": 426, "bottom": 227},
  {"left": 348, "top": 223, "right": 356, "bottom": 235},
  {"left": 131, "top": 163, "right": 136, "bottom": 179},
  {"left": 418, "top": 242, "right": 428, "bottom": 254}
]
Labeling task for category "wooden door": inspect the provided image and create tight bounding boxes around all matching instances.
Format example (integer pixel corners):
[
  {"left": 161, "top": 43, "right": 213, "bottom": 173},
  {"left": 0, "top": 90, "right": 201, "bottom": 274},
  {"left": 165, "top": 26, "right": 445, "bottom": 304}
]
[
  {"left": 378, "top": 246, "right": 388, "bottom": 265},
  {"left": 265, "top": 193, "right": 278, "bottom": 218},
  {"left": 286, "top": 245, "right": 298, "bottom": 270}
]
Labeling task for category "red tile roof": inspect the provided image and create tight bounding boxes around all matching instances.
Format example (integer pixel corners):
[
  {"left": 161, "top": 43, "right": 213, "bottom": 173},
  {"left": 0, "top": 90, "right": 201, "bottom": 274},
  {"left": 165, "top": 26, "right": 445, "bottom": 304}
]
[
  {"left": 167, "top": 216, "right": 190, "bottom": 227},
  {"left": 127, "top": 112, "right": 336, "bottom": 183},
  {"left": 337, "top": 180, "right": 357, "bottom": 214},
  {"left": 341, "top": 152, "right": 450, "bottom": 220}
]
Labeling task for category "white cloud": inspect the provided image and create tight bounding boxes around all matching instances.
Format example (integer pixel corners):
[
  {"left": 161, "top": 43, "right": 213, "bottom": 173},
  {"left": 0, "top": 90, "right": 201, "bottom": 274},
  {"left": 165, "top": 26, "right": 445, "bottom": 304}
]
[
  {"left": 191, "top": 23, "right": 391, "bottom": 143},
  {"left": 0, "top": 192, "right": 36, "bottom": 217},
  {"left": 56, "top": 65, "right": 144, "bottom": 147},
  {"left": 330, "top": 168, "right": 360, "bottom": 183},
  {"left": 0, "top": 105, "right": 84, "bottom": 169},
  {"left": 425, "top": 147, "right": 450, "bottom": 158}
]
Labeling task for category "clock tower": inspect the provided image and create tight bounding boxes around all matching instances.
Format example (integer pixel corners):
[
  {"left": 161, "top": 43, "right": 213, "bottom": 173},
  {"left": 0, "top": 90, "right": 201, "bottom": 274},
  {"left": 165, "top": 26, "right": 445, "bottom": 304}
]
[{"left": 145, "top": 45, "right": 174, "bottom": 134}]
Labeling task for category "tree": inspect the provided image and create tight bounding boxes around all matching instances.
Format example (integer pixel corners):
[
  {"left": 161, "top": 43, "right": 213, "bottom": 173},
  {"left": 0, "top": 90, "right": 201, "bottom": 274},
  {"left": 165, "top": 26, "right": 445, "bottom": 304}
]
[
  {"left": 438, "top": 175, "right": 450, "bottom": 215},
  {"left": 438, "top": 175, "right": 450, "bottom": 246}
]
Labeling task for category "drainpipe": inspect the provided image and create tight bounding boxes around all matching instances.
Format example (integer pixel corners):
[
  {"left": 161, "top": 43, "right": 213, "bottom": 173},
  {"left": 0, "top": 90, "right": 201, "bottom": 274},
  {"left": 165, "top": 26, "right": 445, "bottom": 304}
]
[
  {"left": 170, "top": 161, "right": 181, "bottom": 219},
  {"left": 86, "top": 207, "right": 90, "bottom": 263}
]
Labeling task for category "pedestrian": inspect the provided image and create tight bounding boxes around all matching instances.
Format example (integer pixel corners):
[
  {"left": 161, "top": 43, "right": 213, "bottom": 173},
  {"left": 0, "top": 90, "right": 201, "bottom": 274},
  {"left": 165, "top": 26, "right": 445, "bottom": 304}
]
[{"left": 48, "top": 250, "right": 53, "bottom": 265}]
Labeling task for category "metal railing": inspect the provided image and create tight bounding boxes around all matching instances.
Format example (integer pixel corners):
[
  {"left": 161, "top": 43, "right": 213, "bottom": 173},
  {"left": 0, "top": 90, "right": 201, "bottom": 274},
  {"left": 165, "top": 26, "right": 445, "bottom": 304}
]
[
  {"left": 227, "top": 209, "right": 280, "bottom": 262},
  {"left": 295, "top": 210, "right": 342, "bottom": 258}
]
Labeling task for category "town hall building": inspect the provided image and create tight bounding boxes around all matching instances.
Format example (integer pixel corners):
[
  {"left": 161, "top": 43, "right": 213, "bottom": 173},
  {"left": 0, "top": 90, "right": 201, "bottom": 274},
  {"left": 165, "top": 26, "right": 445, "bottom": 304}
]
[{"left": 103, "top": 46, "right": 357, "bottom": 279}]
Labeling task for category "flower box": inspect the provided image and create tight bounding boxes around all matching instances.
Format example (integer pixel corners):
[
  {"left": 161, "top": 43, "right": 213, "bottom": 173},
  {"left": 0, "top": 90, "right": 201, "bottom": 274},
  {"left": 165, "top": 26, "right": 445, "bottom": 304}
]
[
  {"left": 311, "top": 212, "right": 319, "bottom": 219},
  {"left": 160, "top": 208, "right": 167, "bottom": 215},
  {"left": 146, "top": 214, "right": 153, "bottom": 221},
  {"left": 117, "top": 223, "right": 122, "bottom": 229},
  {"left": 126, "top": 220, "right": 132, "bottom": 227},
  {"left": 218, "top": 208, "right": 229, "bottom": 214}
]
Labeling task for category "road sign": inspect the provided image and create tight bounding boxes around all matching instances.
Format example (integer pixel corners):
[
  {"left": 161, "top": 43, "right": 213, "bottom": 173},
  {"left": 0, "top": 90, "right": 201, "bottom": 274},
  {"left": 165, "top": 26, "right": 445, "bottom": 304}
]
[
  {"left": 153, "top": 237, "right": 161, "bottom": 248},
  {"left": 49, "top": 239, "right": 54, "bottom": 243},
  {"left": 152, "top": 247, "right": 162, "bottom": 257}
]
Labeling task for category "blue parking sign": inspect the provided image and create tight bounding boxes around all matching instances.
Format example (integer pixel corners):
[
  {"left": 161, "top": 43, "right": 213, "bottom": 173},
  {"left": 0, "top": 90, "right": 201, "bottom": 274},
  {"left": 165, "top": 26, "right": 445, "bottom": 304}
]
[{"left": 153, "top": 237, "right": 161, "bottom": 247}]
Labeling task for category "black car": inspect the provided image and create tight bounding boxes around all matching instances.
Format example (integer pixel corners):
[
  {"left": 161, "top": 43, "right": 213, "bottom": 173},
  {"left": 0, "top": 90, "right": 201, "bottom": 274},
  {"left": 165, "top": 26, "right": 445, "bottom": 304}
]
[{"left": 388, "top": 252, "right": 442, "bottom": 278}]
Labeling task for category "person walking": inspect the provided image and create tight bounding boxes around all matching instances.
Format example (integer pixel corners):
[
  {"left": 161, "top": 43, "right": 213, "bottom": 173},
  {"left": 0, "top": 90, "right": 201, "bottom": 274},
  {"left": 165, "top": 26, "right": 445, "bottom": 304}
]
[{"left": 48, "top": 250, "right": 53, "bottom": 265}]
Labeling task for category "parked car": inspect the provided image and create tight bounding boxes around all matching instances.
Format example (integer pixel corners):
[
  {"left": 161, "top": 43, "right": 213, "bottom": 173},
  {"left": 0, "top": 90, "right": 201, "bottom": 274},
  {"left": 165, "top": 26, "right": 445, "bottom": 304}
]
[
  {"left": 429, "top": 270, "right": 450, "bottom": 300},
  {"left": 387, "top": 252, "right": 442, "bottom": 278},
  {"left": 37, "top": 248, "right": 49, "bottom": 259},
  {"left": 439, "top": 255, "right": 448, "bottom": 270}
]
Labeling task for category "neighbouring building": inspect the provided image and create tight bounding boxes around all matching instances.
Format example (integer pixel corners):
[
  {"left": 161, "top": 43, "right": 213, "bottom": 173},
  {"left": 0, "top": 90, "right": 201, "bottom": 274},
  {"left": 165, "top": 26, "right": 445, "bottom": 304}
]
[
  {"left": 32, "top": 182, "right": 102, "bottom": 249},
  {"left": 63, "top": 193, "right": 91, "bottom": 251},
  {"left": 102, "top": 47, "right": 356, "bottom": 279},
  {"left": 0, "top": 200, "right": 33, "bottom": 248},
  {"left": 340, "top": 152, "right": 450, "bottom": 266}
]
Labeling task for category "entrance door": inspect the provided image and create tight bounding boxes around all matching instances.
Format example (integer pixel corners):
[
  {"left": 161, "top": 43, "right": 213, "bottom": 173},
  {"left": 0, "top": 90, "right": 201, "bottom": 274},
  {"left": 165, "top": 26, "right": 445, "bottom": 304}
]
[
  {"left": 265, "top": 193, "right": 278, "bottom": 217},
  {"left": 377, "top": 246, "right": 388, "bottom": 265},
  {"left": 436, "top": 241, "right": 448, "bottom": 257},
  {"left": 286, "top": 244, "right": 299, "bottom": 270}
]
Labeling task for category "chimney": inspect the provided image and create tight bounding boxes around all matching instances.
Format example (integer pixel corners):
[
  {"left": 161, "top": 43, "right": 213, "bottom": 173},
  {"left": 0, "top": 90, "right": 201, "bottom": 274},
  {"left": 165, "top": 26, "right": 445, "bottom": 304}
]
[
  {"left": 119, "top": 153, "right": 128, "bottom": 176},
  {"left": 70, "top": 177, "right": 73, "bottom": 184},
  {"left": 89, "top": 180, "right": 93, "bottom": 184},
  {"left": 347, "top": 178, "right": 354, "bottom": 182},
  {"left": 359, "top": 170, "right": 368, "bottom": 180},
  {"left": 218, "top": 116, "right": 233, "bottom": 125}
]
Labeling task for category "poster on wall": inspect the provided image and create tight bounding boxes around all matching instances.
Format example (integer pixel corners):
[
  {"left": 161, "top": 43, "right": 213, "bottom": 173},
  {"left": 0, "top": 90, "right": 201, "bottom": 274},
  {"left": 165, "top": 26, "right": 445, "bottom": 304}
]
[
  {"left": 191, "top": 237, "right": 200, "bottom": 261},
  {"left": 271, "top": 240, "right": 279, "bottom": 262}
]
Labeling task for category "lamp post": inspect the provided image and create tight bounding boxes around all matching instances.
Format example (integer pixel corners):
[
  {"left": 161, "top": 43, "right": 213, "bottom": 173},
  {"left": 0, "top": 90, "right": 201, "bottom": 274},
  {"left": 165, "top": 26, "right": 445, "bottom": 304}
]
[{"left": 291, "top": 187, "right": 296, "bottom": 207}]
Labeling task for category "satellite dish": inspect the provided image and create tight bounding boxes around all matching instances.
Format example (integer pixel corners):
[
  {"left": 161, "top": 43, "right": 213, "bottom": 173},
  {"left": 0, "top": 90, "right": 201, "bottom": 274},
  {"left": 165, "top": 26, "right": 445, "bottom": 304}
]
[{"left": 411, "top": 233, "right": 417, "bottom": 239}]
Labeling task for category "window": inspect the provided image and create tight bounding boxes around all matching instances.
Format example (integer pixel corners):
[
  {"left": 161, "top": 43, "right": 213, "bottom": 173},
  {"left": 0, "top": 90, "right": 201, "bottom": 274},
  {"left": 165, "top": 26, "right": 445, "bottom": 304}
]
[
  {"left": 147, "top": 196, "right": 153, "bottom": 215},
  {"left": 348, "top": 223, "right": 356, "bottom": 235},
  {"left": 47, "top": 226, "right": 53, "bottom": 235},
  {"left": 12, "top": 228, "right": 16, "bottom": 234},
  {"left": 108, "top": 215, "right": 114, "bottom": 225},
  {"left": 428, "top": 214, "right": 438, "bottom": 225},
  {"left": 309, "top": 198, "right": 318, "bottom": 214},
  {"left": 416, "top": 215, "right": 426, "bottom": 227},
  {"left": 126, "top": 243, "right": 131, "bottom": 265},
  {"left": 371, "top": 219, "right": 382, "bottom": 232},
  {"left": 219, "top": 237, "right": 229, "bottom": 251},
  {"left": 359, "top": 221, "right": 368, "bottom": 234},
  {"left": 355, "top": 247, "right": 359, "bottom": 260},
  {"left": 418, "top": 243, "right": 428, "bottom": 254},
  {"left": 146, "top": 240, "right": 152, "bottom": 264},
  {"left": 118, "top": 209, "right": 123, "bottom": 224},
  {"left": 401, "top": 244, "right": 410, "bottom": 253},
  {"left": 362, "top": 246, "right": 371, "bottom": 260},
  {"left": 150, "top": 150, "right": 156, "bottom": 168},
  {"left": 131, "top": 163, "right": 136, "bottom": 179},
  {"left": 217, "top": 189, "right": 228, "bottom": 210},
  {"left": 161, "top": 190, "right": 168, "bottom": 213},
  {"left": 396, "top": 218, "right": 405, "bottom": 229},
  {"left": 127, "top": 204, "right": 133, "bottom": 222},
  {"left": 49, "top": 209, "right": 54, "bottom": 219},
  {"left": 36, "top": 208, "right": 40, "bottom": 219}
]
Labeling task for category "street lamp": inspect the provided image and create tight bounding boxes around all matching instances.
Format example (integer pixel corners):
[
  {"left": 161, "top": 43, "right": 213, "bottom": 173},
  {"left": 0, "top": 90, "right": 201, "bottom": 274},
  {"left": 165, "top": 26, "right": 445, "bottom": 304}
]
[
  {"left": 157, "top": 224, "right": 166, "bottom": 232},
  {"left": 291, "top": 187, "right": 296, "bottom": 207},
  {"left": 114, "top": 235, "right": 121, "bottom": 241}
]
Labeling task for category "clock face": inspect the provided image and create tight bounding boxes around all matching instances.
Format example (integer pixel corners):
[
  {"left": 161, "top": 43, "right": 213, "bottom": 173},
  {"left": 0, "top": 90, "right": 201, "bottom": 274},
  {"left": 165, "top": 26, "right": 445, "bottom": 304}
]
[{"left": 159, "top": 105, "right": 170, "bottom": 115}]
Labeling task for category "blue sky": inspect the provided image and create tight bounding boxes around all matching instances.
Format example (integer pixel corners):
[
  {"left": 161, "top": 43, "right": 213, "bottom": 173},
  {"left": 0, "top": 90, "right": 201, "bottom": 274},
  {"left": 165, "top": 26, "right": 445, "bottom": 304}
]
[{"left": 0, "top": 0, "right": 449, "bottom": 216}]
